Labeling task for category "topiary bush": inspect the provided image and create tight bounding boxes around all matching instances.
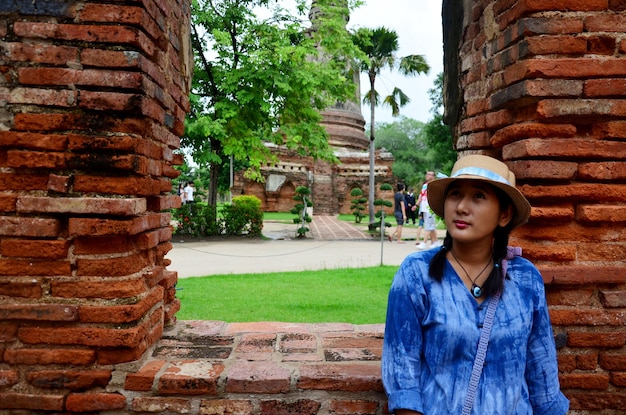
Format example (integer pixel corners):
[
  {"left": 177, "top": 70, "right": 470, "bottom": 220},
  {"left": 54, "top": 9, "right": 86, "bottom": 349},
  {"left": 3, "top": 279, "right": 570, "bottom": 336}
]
[
  {"left": 291, "top": 186, "right": 312, "bottom": 238},
  {"left": 349, "top": 187, "right": 367, "bottom": 223}
]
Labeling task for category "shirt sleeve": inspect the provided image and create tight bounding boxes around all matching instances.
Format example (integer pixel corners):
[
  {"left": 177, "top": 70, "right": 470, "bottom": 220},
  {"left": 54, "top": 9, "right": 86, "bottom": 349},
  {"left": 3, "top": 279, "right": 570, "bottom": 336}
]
[
  {"left": 525, "top": 268, "right": 570, "bottom": 415},
  {"left": 382, "top": 257, "right": 427, "bottom": 413}
]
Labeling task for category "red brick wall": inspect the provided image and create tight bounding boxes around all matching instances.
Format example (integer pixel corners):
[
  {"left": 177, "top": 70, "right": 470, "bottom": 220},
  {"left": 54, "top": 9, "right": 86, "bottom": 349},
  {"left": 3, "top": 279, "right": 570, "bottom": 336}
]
[
  {"left": 453, "top": 1, "right": 626, "bottom": 412},
  {"left": 0, "top": 0, "right": 190, "bottom": 411}
]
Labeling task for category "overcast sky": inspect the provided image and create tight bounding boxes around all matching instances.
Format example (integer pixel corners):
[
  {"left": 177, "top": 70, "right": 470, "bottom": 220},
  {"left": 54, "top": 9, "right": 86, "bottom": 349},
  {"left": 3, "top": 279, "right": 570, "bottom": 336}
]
[{"left": 348, "top": 0, "right": 444, "bottom": 124}]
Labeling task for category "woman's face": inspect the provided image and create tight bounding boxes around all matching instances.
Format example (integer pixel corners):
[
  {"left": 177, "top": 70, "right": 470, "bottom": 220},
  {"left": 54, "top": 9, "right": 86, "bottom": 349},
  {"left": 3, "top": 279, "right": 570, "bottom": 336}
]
[{"left": 443, "top": 180, "right": 512, "bottom": 245}]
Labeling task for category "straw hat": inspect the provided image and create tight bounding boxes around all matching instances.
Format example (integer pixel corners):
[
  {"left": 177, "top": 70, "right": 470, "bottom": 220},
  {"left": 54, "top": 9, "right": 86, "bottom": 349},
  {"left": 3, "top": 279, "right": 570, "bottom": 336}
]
[{"left": 427, "top": 155, "right": 531, "bottom": 229}]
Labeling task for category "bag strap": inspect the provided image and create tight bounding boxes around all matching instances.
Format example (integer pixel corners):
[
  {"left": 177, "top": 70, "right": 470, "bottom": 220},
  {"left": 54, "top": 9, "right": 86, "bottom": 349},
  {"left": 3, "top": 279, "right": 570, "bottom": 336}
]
[
  {"left": 461, "top": 289, "right": 501, "bottom": 415},
  {"left": 461, "top": 246, "right": 522, "bottom": 414}
]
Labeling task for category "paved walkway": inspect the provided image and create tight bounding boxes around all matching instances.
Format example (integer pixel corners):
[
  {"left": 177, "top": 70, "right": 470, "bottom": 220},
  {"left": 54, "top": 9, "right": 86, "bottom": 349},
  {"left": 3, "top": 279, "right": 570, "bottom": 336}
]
[{"left": 167, "top": 215, "right": 444, "bottom": 277}]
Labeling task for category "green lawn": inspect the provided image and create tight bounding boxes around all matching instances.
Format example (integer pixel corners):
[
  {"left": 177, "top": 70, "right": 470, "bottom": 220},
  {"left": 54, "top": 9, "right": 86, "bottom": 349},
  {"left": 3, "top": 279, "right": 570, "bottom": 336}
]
[{"left": 175, "top": 266, "right": 396, "bottom": 324}]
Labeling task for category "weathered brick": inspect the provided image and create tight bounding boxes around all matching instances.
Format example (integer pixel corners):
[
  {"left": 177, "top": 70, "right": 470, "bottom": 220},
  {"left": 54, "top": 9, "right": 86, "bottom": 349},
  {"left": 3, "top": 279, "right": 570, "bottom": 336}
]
[
  {"left": 132, "top": 396, "right": 193, "bottom": 413},
  {"left": 51, "top": 277, "right": 146, "bottom": 299},
  {"left": 611, "top": 372, "right": 626, "bottom": 387},
  {"left": 258, "top": 399, "right": 321, "bottom": 415},
  {"left": 73, "top": 235, "right": 138, "bottom": 255},
  {"left": 78, "top": 4, "right": 162, "bottom": 42},
  {"left": 80, "top": 49, "right": 143, "bottom": 68},
  {"left": 0, "top": 278, "right": 41, "bottom": 298},
  {"left": 3, "top": 43, "right": 79, "bottom": 65},
  {"left": 520, "top": 35, "right": 587, "bottom": 56},
  {"left": 560, "top": 373, "right": 610, "bottom": 390},
  {"left": 199, "top": 399, "right": 255, "bottom": 415},
  {"left": 225, "top": 361, "right": 291, "bottom": 394},
  {"left": 13, "top": 22, "right": 155, "bottom": 56},
  {"left": 69, "top": 216, "right": 149, "bottom": 237},
  {"left": 19, "top": 67, "right": 143, "bottom": 89},
  {"left": 0, "top": 322, "right": 18, "bottom": 341},
  {"left": 0, "top": 172, "right": 49, "bottom": 191},
  {"left": 491, "top": 122, "right": 577, "bottom": 147},
  {"left": 8, "top": 87, "right": 77, "bottom": 107},
  {"left": 27, "top": 370, "right": 111, "bottom": 390},
  {"left": 578, "top": 242, "right": 626, "bottom": 262},
  {"left": 546, "top": 288, "right": 594, "bottom": 307},
  {"left": 492, "top": 79, "right": 583, "bottom": 110},
  {"left": 125, "top": 359, "right": 167, "bottom": 391},
  {"left": 0, "top": 258, "right": 70, "bottom": 276},
  {"left": 576, "top": 353, "right": 598, "bottom": 370},
  {"left": 505, "top": 138, "right": 626, "bottom": 160},
  {"left": 568, "top": 331, "right": 626, "bottom": 348},
  {"left": 298, "top": 363, "right": 383, "bottom": 392},
  {"left": 549, "top": 308, "right": 626, "bottom": 326},
  {"left": 540, "top": 265, "right": 626, "bottom": 285},
  {"left": 599, "top": 290, "right": 626, "bottom": 308},
  {"left": 0, "top": 239, "right": 69, "bottom": 258},
  {"left": 76, "top": 252, "right": 149, "bottom": 276},
  {"left": 0, "top": 370, "right": 19, "bottom": 387},
  {"left": 521, "top": 183, "right": 626, "bottom": 204},
  {"left": 65, "top": 392, "right": 126, "bottom": 412},
  {"left": 157, "top": 360, "right": 224, "bottom": 395},
  {"left": 18, "top": 196, "right": 146, "bottom": 216},
  {"left": 79, "top": 286, "right": 163, "bottom": 323},
  {"left": 586, "top": 13, "right": 626, "bottom": 32},
  {"left": 0, "top": 216, "right": 61, "bottom": 237},
  {"left": 599, "top": 352, "right": 626, "bottom": 370},
  {"left": 4, "top": 348, "right": 96, "bottom": 365},
  {"left": 0, "top": 194, "right": 17, "bottom": 211},
  {"left": 567, "top": 391, "right": 626, "bottom": 411},
  {"left": 577, "top": 204, "right": 626, "bottom": 223},
  {"left": 0, "top": 131, "right": 68, "bottom": 150},
  {"left": 328, "top": 399, "right": 379, "bottom": 414},
  {"left": 18, "top": 318, "right": 151, "bottom": 347},
  {"left": 579, "top": 162, "right": 626, "bottom": 180},
  {"left": 47, "top": 174, "right": 71, "bottom": 193},
  {"left": 0, "top": 393, "right": 64, "bottom": 411},
  {"left": 0, "top": 304, "right": 78, "bottom": 321},
  {"left": 73, "top": 175, "right": 164, "bottom": 196},
  {"left": 7, "top": 149, "right": 67, "bottom": 169}
]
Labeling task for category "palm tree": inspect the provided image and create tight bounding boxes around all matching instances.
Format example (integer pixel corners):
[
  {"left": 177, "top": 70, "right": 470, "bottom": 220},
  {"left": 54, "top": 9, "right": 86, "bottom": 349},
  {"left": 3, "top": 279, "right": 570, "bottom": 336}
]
[{"left": 352, "top": 27, "right": 430, "bottom": 225}]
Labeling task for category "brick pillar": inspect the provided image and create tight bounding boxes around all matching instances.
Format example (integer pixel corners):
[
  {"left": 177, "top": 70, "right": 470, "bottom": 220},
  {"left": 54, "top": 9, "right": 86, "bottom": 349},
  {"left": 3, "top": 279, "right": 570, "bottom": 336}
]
[
  {"left": 0, "top": 0, "right": 190, "bottom": 411},
  {"left": 447, "top": 0, "right": 626, "bottom": 411}
]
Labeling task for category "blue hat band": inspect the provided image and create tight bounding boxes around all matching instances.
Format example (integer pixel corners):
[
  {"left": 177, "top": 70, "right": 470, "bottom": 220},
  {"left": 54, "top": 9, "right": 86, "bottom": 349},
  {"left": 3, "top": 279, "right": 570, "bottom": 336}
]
[{"left": 452, "top": 167, "right": 511, "bottom": 186}]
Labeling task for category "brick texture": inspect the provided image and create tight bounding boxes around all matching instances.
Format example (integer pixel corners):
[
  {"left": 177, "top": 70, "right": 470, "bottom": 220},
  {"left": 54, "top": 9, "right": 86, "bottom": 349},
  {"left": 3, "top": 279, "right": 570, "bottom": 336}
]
[{"left": 453, "top": 1, "right": 626, "bottom": 413}]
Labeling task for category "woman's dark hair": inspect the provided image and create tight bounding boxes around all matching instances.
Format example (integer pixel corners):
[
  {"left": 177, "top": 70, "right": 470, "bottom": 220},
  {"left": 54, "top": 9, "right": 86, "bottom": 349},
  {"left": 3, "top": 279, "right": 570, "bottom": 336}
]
[{"left": 428, "top": 183, "right": 516, "bottom": 297}]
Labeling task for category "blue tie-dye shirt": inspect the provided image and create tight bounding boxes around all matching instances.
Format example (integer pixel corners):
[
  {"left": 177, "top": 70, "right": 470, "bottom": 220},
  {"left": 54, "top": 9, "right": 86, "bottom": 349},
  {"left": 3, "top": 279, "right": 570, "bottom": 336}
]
[{"left": 382, "top": 248, "right": 569, "bottom": 415}]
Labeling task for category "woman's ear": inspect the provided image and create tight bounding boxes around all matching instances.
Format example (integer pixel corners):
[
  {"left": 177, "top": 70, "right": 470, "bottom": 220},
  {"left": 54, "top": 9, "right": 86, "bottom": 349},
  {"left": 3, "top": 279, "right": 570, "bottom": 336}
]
[{"left": 498, "top": 205, "right": 513, "bottom": 228}]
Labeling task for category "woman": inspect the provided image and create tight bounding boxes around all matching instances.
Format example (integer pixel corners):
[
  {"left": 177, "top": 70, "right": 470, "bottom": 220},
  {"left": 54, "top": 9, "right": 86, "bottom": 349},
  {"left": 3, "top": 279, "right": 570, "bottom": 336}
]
[{"left": 382, "top": 155, "right": 569, "bottom": 415}]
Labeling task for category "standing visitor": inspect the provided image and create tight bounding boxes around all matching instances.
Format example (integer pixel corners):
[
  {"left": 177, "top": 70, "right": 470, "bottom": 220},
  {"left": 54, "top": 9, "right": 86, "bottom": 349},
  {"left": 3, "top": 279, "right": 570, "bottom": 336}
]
[
  {"left": 388, "top": 183, "right": 407, "bottom": 244},
  {"left": 183, "top": 181, "right": 195, "bottom": 205},
  {"left": 382, "top": 155, "right": 569, "bottom": 415},
  {"left": 405, "top": 187, "right": 417, "bottom": 225},
  {"left": 415, "top": 171, "right": 438, "bottom": 249}
]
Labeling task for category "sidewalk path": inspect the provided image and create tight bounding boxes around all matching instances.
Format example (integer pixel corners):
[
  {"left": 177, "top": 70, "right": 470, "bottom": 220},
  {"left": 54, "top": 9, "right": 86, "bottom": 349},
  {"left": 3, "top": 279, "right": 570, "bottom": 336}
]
[{"left": 167, "top": 216, "right": 441, "bottom": 277}]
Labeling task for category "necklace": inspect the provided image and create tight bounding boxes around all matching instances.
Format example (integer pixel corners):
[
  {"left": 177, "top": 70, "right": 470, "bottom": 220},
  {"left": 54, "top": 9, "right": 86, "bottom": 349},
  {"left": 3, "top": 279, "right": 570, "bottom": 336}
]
[{"left": 449, "top": 249, "right": 492, "bottom": 298}]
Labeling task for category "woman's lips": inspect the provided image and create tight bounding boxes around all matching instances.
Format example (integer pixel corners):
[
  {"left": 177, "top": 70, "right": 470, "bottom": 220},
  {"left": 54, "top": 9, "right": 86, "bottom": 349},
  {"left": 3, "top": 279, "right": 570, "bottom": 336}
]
[{"left": 454, "top": 220, "right": 469, "bottom": 230}]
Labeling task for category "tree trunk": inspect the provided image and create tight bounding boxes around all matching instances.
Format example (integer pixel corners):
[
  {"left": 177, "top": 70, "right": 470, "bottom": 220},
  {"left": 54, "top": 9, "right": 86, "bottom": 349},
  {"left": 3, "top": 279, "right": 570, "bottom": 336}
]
[{"left": 368, "top": 72, "right": 377, "bottom": 225}]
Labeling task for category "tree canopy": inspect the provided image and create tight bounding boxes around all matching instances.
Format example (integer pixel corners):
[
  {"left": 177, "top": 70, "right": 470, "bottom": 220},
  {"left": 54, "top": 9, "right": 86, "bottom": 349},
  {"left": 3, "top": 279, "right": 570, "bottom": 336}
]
[{"left": 185, "top": 0, "right": 364, "bottom": 206}]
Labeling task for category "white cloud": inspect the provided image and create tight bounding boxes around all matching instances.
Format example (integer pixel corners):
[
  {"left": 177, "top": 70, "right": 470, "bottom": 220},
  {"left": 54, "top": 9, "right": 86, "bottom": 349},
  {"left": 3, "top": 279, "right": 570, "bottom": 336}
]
[{"left": 348, "top": 0, "right": 444, "bottom": 124}]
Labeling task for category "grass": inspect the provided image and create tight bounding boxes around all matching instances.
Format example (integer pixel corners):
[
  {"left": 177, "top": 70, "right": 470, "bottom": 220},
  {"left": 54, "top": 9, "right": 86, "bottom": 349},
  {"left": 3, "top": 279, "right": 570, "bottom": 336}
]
[{"left": 175, "top": 266, "right": 397, "bottom": 324}]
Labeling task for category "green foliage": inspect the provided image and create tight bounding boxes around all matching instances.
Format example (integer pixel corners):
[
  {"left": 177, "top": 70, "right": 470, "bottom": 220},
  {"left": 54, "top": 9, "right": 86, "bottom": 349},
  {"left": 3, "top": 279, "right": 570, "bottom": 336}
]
[
  {"left": 349, "top": 187, "right": 367, "bottom": 223},
  {"left": 222, "top": 195, "right": 264, "bottom": 237},
  {"left": 185, "top": 0, "right": 364, "bottom": 208},
  {"left": 175, "top": 266, "right": 396, "bottom": 323},
  {"left": 424, "top": 72, "right": 457, "bottom": 175},
  {"left": 290, "top": 186, "right": 312, "bottom": 238},
  {"left": 172, "top": 203, "right": 223, "bottom": 237}
]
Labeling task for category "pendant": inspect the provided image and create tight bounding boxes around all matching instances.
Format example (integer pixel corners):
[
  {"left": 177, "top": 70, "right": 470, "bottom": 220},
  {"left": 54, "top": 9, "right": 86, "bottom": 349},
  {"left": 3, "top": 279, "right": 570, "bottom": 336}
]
[{"left": 471, "top": 284, "right": 482, "bottom": 298}]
